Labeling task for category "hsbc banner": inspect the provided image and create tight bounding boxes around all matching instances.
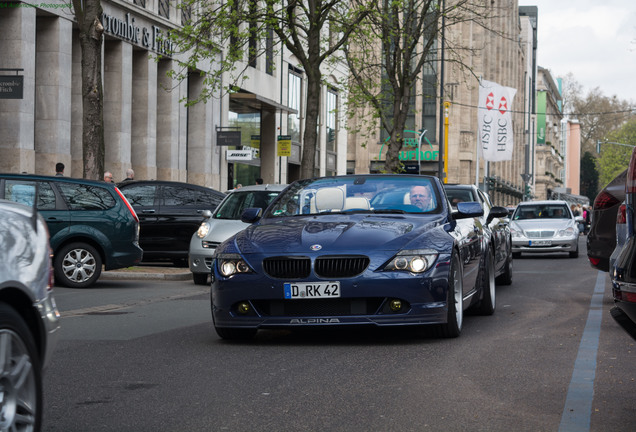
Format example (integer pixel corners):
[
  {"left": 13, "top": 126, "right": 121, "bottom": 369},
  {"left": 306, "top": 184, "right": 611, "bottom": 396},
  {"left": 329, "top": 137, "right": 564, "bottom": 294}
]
[{"left": 478, "top": 80, "right": 517, "bottom": 162}]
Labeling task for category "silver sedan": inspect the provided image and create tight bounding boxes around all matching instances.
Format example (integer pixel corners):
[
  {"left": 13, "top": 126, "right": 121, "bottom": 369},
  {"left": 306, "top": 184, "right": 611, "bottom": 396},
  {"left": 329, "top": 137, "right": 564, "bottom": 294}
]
[
  {"left": 509, "top": 200, "right": 580, "bottom": 258},
  {"left": 189, "top": 184, "right": 287, "bottom": 285}
]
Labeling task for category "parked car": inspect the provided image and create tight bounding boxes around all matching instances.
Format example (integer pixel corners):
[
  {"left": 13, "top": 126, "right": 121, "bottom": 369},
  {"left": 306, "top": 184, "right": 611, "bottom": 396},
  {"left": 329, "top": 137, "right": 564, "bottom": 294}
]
[
  {"left": 0, "top": 173, "right": 143, "bottom": 287},
  {"left": 0, "top": 198, "right": 60, "bottom": 431},
  {"left": 610, "top": 148, "right": 636, "bottom": 340},
  {"left": 210, "top": 174, "right": 509, "bottom": 340},
  {"left": 587, "top": 169, "right": 627, "bottom": 272},
  {"left": 509, "top": 200, "right": 580, "bottom": 258},
  {"left": 118, "top": 180, "right": 225, "bottom": 266},
  {"left": 189, "top": 184, "right": 287, "bottom": 285},
  {"left": 444, "top": 184, "right": 513, "bottom": 285}
]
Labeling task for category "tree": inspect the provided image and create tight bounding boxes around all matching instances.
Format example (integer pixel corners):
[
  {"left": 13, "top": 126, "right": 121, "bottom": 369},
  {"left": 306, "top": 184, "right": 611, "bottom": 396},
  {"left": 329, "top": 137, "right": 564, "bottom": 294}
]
[
  {"left": 560, "top": 73, "right": 634, "bottom": 157},
  {"left": 579, "top": 151, "right": 598, "bottom": 204},
  {"left": 171, "top": 0, "right": 371, "bottom": 180},
  {"left": 596, "top": 118, "right": 636, "bottom": 187},
  {"left": 342, "top": 0, "right": 489, "bottom": 173},
  {"left": 71, "top": 0, "right": 105, "bottom": 180}
]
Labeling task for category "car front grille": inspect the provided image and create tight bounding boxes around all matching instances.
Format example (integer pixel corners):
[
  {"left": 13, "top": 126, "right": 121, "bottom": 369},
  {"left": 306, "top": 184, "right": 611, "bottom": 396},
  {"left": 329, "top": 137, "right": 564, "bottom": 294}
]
[
  {"left": 262, "top": 255, "right": 370, "bottom": 279},
  {"left": 263, "top": 257, "right": 311, "bottom": 279},
  {"left": 252, "top": 298, "right": 385, "bottom": 316},
  {"left": 525, "top": 230, "right": 555, "bottom": 238},
  {"left": 314, "top": 256, "right": 370, "bottom": 278}
]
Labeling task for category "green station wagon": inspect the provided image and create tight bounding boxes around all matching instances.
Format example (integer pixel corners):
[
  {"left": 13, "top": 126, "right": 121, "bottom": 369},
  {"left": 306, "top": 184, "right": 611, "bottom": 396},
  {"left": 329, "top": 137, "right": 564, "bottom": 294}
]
[{"left": 0, "top": 173, "right": 143, "bottom": 288}]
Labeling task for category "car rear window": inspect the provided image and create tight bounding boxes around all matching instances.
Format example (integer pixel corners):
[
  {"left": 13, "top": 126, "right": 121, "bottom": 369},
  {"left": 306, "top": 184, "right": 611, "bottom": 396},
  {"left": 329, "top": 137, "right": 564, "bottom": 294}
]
[{"left": 57, "top": 182, "right": 115, "bottom": 210}]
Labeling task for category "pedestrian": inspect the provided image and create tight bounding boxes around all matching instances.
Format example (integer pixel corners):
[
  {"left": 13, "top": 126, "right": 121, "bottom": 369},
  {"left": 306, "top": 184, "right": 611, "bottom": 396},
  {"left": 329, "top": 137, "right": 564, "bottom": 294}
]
[
  {"left": 55, "top": 162, "right": 64, "bottom": 176},
  {"left": 104, "top": 171, "right": 115, "bottom": 183},
  {"left": 255, "top": 178, "right": 263, "bottom": 185},
  {"left": 122, "top": 168, "right": 134, "bottom": 182}
]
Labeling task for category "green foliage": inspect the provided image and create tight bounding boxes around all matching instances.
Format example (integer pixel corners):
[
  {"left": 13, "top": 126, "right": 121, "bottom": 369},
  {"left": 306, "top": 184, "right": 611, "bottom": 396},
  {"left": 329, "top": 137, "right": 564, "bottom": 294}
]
[{"left": 580, "top": 152, "right": 598, "bottom": 203}]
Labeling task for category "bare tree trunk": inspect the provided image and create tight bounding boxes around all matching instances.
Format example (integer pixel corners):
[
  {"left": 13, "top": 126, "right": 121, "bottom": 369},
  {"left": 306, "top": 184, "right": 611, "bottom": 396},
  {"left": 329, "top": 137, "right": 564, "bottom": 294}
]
[
  {"left": 300, "top": 71, "right": 322, "bottom": 180},
  {"left": 73, "top": 0, "right": 105, "bottom": 180}
]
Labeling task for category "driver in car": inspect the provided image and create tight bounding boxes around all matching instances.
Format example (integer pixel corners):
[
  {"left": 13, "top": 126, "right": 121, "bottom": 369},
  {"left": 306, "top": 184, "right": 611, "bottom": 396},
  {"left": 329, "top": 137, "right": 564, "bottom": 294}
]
[{"left": 410, "top": 185, "right": 434, "bottom": 211}]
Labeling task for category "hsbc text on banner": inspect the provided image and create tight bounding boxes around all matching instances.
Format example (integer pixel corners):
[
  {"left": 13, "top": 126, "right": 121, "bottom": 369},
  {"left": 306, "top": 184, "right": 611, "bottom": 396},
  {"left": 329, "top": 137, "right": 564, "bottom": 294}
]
[{"left": 478, "top": 80, "right": 517, "bottom": 161}]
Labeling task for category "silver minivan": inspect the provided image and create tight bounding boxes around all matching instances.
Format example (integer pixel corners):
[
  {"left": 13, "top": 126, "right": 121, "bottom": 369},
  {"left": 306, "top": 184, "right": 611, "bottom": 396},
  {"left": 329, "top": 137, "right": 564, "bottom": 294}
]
[{"left": 0, "top": 197, "right": 60, "bottom": 430}]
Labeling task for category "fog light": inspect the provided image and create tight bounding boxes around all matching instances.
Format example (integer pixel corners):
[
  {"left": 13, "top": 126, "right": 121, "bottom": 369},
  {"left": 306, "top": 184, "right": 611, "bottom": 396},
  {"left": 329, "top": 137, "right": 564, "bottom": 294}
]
[
  {"left": 389, "top": 299, "right": 402, "bottom": 312},
  {"left": 237, "top": 302, "right": 251, "bottom": 314}
]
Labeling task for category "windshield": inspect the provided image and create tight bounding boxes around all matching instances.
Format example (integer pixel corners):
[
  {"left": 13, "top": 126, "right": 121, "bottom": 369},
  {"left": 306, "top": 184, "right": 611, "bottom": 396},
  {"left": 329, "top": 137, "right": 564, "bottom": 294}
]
[
  {"left": 512, "top": 204, "right": 570, "bottom": 220},
  {"left": 265, "top": 175, "right": 441, "bottom": 217},
  {"left": 214, "top": 190, "right": 281, "bottom": 220}
]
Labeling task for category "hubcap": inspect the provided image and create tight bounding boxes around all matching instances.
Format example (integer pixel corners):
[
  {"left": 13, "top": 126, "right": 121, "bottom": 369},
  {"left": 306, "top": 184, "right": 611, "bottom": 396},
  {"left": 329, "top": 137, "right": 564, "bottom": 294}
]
[
  {"left": 62, "top": 248, "right": 96, "bottom": 283},
  {"left": 0, "top": 330, "right": 37, "bottom": 431}
]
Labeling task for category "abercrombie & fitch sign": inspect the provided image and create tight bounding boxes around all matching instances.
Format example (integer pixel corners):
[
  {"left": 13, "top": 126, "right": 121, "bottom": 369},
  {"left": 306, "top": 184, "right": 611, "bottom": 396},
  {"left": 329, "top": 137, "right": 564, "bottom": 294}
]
[{"left": 102, "top": 12, "right": 173, "bottom": 56}]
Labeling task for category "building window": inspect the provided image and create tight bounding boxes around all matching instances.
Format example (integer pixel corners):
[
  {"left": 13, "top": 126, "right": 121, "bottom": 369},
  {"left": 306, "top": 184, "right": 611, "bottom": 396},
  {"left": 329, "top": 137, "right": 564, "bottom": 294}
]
[
  {"left": 133, "top": 0, "right": 146, "bottom": 8},
  {"left": 181, "top": 3, "right": 192, "bottom": 24},
  {"left": 159, "top": 0, "right": 170, "bottom": 19},
  {"left": 326, "top": 88, "right": 338, "bottom": 152},
  {"left": 288, "top": 68, "right": 302, "bottom": 144},
  {"left": 265, "top": 27, "right": 274, "bottom": 75},
  {"left": 248, "top": 0, "right": 257, "bottom": 67}
]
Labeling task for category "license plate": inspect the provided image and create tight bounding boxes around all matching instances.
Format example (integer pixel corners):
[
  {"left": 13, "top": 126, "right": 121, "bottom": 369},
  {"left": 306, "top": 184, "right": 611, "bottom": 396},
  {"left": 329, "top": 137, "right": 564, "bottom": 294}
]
[
  {"left": 530, "top": 240, "right": 551, "bottom": 246},
  {"left": 284, "top": 282, "right": 340, "bottom": 299}
]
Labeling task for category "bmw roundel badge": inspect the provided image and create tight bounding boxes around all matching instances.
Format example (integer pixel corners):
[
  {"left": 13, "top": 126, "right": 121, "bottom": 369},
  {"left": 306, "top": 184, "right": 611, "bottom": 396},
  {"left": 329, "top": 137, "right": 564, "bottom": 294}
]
[{"left": 310, "top": 244, "right": 322, "bottom": 251}]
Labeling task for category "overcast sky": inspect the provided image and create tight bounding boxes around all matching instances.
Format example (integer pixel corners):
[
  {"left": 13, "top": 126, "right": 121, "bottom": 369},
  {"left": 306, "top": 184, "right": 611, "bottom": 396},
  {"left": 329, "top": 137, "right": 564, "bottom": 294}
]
[{"left": 518, "top": 0, "right": 636, "bottom": 103}]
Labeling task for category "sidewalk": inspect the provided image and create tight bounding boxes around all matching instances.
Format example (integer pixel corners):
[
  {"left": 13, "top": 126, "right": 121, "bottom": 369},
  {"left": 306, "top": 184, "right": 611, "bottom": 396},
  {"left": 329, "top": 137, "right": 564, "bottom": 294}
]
[{"left": 102, "top": 265, "right": 193, "bottom": 281}]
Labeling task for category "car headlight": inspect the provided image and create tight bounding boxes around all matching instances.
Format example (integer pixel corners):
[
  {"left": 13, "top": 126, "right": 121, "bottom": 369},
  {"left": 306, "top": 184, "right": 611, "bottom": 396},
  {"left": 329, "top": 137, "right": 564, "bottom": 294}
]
[
  {"left": 509, "top": 225, "right": 524, "bottom": 238},
  {"left": 217, "top": 254, "right": 253, "bottom": 277},
  {"left": 556, "top": 227, "right": 576, "bottom": 237},
  {"left": 383, "top": 249, "right": 438, "bottom": 273},
  {"left": 196, "top": 222, "right": 211, "bottom": 238}
]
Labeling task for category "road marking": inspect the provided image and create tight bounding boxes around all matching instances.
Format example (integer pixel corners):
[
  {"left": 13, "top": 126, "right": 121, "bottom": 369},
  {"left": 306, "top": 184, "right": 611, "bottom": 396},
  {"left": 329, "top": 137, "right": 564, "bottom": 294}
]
[{"left": 558, "top": 271, "right": 606, "bottom": 432}]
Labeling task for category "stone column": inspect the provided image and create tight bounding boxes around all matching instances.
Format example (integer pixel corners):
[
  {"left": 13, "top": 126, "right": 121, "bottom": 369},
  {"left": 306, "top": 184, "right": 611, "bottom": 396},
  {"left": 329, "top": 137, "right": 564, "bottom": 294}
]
[
  {"left": 71, "top": 30, "right": 83, "bottom": 176},
  {"left": 156, "top": 58, "right": 182, "bottom": 181},
  {"left": 103, "top": 40, "right": 132, "bottom": 179},
  {"left": 186, "top": 72, "right": 213, "bottom": 187},
  {"left": 131, "top": 51, "right": 157, "bottom": 180},
  {"left": 35, "top": 16, "right": 73, "bottom": 176},
  {"left": 0, "top": 7, "right": 36, "bottom": 173},
  {"left": 260, "top": 109, "right": 277, "bottom": 184}
]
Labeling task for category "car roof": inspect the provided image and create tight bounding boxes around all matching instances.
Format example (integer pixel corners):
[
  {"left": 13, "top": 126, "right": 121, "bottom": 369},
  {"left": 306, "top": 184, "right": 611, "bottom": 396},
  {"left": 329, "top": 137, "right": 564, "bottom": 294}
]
[
  {"left": 227, "top": 184, "right": 288, "bottom": 194},
  {"left": 118, "top": 179, "right": 225, "bottom": 194},
  {"left": 0, "top": 172, "right": 117, "bottom": 187},
  {"left": 517, "top": 200, "right": 569, "bottom": 206}
]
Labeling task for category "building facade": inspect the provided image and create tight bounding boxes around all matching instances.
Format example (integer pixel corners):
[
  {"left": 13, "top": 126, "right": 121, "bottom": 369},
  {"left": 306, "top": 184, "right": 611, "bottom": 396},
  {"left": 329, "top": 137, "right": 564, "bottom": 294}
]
[{"left": 0, "top": 0, "right": 349, "bottom": 190}]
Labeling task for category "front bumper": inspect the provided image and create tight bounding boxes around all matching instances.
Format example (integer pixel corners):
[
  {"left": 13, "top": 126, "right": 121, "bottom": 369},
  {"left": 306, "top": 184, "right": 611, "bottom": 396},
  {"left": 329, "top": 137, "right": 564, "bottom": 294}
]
[
  {"left": 211, "top": 260, "right": 452, "bottom": 330},
  {"left": 512, "top": 237, "right": 578, "bottom": 254},
  {"left": 35, "top": 292, "right": 61, "bottom": 370},
  {"left": 189, "top": 236, "right": 216, "bottom": 275}
]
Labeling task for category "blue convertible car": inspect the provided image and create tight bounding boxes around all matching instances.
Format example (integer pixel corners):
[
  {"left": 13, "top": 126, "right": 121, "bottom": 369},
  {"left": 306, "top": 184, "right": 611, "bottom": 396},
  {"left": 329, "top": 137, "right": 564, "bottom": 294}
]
[{"left": 210, "top": 174, "right": 509, "bottom": 339}]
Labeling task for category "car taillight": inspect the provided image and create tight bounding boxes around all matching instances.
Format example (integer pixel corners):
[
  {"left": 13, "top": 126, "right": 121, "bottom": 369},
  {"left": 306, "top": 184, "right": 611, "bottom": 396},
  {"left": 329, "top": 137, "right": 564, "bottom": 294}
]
[
  {"left": 627, "top": 147, "right": 636, "bottom": 194},
  {"left": 614, "top": 287, "right": 636, "bottom": 303},
  {"left": 115, "top": 187, "right": 139, "bottom": 222},
  {"left": 617, "top": 204, "right": 627, "bottom": 224},
  {"left": 593, "top": 190, "right": 620, "bottom": 210},
  {"left": 589, "top": 257, "right": 600, "bottom": 266}
]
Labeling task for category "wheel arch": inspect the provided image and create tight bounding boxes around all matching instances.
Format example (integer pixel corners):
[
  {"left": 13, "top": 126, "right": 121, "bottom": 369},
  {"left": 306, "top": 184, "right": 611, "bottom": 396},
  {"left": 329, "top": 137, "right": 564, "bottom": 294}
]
[{"left": 0, "top": 288, "right": 45, "bottom": 362}]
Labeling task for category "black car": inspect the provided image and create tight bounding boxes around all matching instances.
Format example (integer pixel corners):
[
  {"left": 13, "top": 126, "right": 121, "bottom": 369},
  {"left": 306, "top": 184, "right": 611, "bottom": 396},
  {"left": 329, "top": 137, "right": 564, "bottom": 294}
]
[
  {"left": 610, "top": 149, "right": 636, "bottom": 340},
  {"left": 0, "top": 173, "right": 143, "bottom": 288},
  {"left": 118, "top": 180, "right": 225, "bottom": 266},
  {"left": 444, "top": 184, "right": 513, "bottom": 285},
  {"left": 587, "top": 169, "right": 627, "bottom": 272}
]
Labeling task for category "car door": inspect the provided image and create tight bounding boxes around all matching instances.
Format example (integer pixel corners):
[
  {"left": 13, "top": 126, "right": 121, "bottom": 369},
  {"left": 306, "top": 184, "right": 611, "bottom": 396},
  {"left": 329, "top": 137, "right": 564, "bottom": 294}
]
[
  {"left": 156, "top": 184, "right": 210, "bottom": 259},
  {"left": 118, "top": 183, "right": 160, "bottom": 253}
]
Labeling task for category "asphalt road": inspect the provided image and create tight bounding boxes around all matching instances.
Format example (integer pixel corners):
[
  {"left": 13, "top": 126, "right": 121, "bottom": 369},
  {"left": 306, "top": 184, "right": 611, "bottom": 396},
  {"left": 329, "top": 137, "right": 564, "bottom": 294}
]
[{"left": 42, "top": 238, "right": 636, "bottom": 431}]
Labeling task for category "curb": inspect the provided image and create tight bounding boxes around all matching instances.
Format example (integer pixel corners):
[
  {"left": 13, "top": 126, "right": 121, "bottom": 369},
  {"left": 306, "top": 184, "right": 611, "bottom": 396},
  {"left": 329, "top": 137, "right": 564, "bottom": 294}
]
[{"left": 101, "top": 271, "right": 193, "bottom": 281}]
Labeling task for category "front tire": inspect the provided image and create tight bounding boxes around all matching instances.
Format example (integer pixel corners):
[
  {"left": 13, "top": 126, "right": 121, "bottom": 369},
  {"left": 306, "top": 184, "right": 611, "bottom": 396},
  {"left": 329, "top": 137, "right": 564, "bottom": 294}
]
[
  {"left": 475, "top": 247, "right": 496, "bottom": 315},
  {"left": 192, "top": 273, "right": 209, "bottom": 285},
  {"left": 54, "top": 242, "right": 102, "bottom": 288},
  {"left": 437, "top": 252, "right": 463, "bottom": 338},
  {"left": 0, "top": 303, "right": 42, "bottom": 432},
  {"left": 496, "top": 248, "right": 513, "bottom": 286},
  {"left": 569, "top": 243, "right": 579, "bottom": 258}
]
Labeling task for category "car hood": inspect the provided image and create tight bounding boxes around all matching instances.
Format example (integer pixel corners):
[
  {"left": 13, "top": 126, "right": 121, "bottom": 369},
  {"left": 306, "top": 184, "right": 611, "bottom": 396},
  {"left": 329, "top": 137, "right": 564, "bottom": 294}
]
[
  {"left": 511, "top": 219, "right": 574, "bottom": 231},
  {"left": 205, "top": 218, "right": 250, "bottom": 242},
  {"left": 229, "top": 214, "right": 451, "bottom": 255}
]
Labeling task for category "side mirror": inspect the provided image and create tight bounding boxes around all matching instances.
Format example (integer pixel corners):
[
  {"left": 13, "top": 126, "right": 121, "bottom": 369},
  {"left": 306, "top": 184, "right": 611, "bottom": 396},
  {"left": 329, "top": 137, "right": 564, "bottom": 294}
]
[
  {"left": 241, "top": 207, "right": 263, "bottom": 223},
  {"left": 201, "top": 209, "right": 212, "bottom": 219},
  {"left": 454, "top": 201, "right": 484, "bottom": 220},
  {"left": 487, "top": 206, "right": 510, "bottom": 224}
]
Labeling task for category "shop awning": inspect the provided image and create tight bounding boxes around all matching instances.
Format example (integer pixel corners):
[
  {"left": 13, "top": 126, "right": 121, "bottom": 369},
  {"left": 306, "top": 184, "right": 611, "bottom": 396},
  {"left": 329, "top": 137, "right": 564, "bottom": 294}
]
[{"left": 230, "top": 92, "right": 297, "bottom": 114}]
